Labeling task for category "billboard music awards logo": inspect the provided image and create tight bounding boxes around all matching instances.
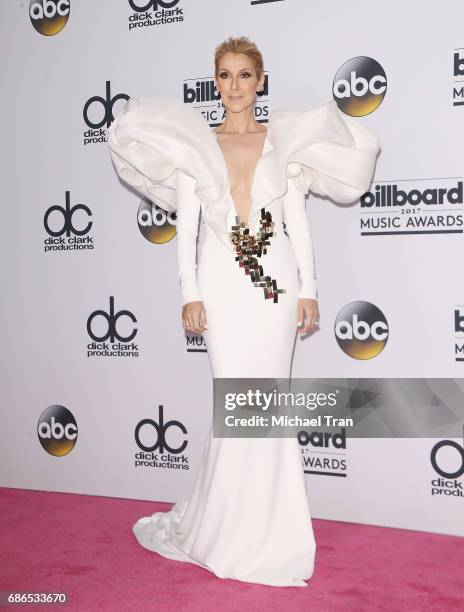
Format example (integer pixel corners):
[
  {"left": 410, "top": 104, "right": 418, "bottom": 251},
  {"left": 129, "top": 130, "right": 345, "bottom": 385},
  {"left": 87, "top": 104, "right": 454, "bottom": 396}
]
[
  {"left": 138, "top": 199, "right": 177, "bottom": 244},
  {"left": 454, "top": 306, "right": 464, "bottom": 361},
  {"left": 333, "top": 56, "right": 386, "bottom": 116},
  {"left": 37, "top": 405, "right": 78, "bottom": 456},
  {"left": 452, "top": 48, "right": 464, "bottom": 106},
  {"left": 86, "top": 296, "right": 139, "bottom": 358},
  {"left": 29, "top": 0, "right": 70, "bottom": 35},
  {"left": 127, "top": 0, "right": 184, "bottom": 30},
  {"left": 430, "top": 430, "right": 464, "bottom": 498},
  {"left": 183, "top": 73, "right": 270, "bottom": 127},
  {"left": 299, "top": 428, "right": 348, "bottom": 477},
  {"left": 186, "top": 333, "right": 207, "bottom": 353},
  {"left": 43, "top": 191, "right": 94, "bottom": 252},
  {"left": 335, "top": 301, "right": 389, "bottom": 359},
  {"left": 250, "top": 0, "right": 286, "bottom": 4},
  {"left": 83, "top": 81, "right": 129, "bottom": 146},
  {"left": 134, "top": 405, "right": 190, "bottom": 470},
  {"left": 360, "top": 178, "right": 464, "bottom": 236}
]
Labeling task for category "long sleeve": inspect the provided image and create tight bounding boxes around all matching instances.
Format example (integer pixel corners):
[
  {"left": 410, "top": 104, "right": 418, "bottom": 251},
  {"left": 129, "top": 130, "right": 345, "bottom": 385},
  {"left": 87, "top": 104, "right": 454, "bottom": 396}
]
[
  {"left": 176, "top": 170, "right": 202, "bottom": 305},
  {"left": 282, "top": 177, "right": 318, "bottom": 300},
  {"left": 269, "top": 101, "right": 380, "bottom": 302}
]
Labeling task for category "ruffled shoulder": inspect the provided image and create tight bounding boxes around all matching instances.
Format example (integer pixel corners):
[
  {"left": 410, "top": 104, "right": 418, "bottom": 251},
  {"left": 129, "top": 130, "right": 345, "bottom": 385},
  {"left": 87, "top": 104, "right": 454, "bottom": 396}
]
[
  {"left": 107, "top": 96, "right": 225, "bottom": 211},
  {"left": 267, "top": 100, "right": 381, "bottom": 203}
]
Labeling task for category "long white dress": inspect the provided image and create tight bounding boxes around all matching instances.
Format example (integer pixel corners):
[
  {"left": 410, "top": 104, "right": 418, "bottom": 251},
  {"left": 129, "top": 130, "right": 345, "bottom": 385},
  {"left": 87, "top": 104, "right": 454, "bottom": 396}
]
[{"left": 108, "top": 97, "right": 380, "bottom": 587}]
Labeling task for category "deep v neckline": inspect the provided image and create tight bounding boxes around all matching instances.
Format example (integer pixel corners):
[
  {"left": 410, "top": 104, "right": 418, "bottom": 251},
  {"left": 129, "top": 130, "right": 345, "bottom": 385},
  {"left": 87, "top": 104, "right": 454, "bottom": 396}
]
[{"left": 212, "top": 129, "right": 269, "bottom": 227}]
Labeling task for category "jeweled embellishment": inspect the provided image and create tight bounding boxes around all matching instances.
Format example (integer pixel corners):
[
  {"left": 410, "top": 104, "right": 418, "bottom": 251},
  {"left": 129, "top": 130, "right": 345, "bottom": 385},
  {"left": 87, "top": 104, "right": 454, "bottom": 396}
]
[{"left": 228, "top": 208, "right": 286, "bottom": 303}]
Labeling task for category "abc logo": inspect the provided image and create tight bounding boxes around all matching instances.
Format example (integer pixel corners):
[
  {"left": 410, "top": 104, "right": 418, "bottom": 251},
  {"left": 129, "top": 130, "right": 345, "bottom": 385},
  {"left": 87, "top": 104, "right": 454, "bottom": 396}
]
[
  {"left": 44, "top": 191, "right": 92, "bottom": 237},
  {"left": 135, "top": 405, "right": 187, "bottom": 454},
  {"left": 87, "top": 296, "right": 137, "bottom": 343},
  {"left": 333, "top": 56, "right": 386, "bottom": 116},
  {"left": 335, "top": 301, "right": 389, "bottom": 359},
  {"left": 83, "top": 81, "right": 129, "bottom": 130},
  {"left": 138, "top": 200, "right": 177, "bottom": 244},
  {"left": 29, "top": 0, "right": 70, "bottom": 36},
  {"left": 37, "top": 405, "right": 77, "bottom": 456},
  {"left": 129, "top": 0, "right": 179, "bottom": 10},
  {"left": 431, "top": 438, "right": 464, "bottom": 480}
]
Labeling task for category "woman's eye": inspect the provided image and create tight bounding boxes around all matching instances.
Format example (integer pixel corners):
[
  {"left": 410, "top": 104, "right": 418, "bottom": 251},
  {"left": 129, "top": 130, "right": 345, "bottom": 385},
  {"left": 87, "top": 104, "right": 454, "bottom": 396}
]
[{"left": 218, "top": 72, "right": 252, "bottom": 79}]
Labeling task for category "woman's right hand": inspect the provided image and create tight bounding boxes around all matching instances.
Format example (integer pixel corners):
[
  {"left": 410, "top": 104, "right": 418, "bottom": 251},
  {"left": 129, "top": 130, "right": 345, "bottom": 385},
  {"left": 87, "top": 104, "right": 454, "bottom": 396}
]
[{"left": 182, "top": 301, "right": 208, "bottom": 334}]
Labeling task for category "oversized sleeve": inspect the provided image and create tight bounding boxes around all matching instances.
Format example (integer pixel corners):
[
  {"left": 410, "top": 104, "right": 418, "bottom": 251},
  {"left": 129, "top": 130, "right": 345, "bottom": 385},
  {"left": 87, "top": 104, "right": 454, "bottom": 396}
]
[
  {"left": 107, "top": 95, "right": 224, "bottom": 213},
  {"left": 176, "top": 171, "right": 202, "bottom": 306},
  {"left": 107, "top": 96, "right": 178, "bottom": 211},
  {"left": 268, "top": 100, "right": 380, "bottom": 301},
  {"left": 107, "top": 95, "right": 222, "bottom": 306},
  {"left": 270, "top": 100, "right": 381, "bottom": 203},
  {"left": 282, "top": 177, "right": 318, "bottom": 300}
]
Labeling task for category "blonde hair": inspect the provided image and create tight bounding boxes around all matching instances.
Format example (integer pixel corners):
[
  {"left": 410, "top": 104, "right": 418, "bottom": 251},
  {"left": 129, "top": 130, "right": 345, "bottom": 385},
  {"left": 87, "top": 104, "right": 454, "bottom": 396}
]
[{"left": 214, "top": 36, "right": 264, "bottom": 80}]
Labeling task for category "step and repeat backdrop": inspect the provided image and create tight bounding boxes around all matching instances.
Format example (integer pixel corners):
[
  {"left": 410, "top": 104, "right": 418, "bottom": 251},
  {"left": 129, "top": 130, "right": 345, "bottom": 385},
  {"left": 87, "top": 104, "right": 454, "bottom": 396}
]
[{"left": 1, "top": 0, "right": 464, "bottom": 537}]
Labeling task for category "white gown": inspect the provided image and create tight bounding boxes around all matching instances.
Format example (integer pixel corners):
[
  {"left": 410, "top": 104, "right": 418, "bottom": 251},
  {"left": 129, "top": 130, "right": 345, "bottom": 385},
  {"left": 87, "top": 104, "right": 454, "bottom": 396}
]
[{"left": 108, "top": 97, "right": 380, "bottom": 587}]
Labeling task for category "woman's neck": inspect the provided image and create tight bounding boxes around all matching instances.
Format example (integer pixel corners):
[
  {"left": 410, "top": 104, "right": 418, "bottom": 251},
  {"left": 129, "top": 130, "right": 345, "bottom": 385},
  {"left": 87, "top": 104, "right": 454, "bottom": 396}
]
[{"left": 218, "top": 105, "right": 262, "bottom": 135}]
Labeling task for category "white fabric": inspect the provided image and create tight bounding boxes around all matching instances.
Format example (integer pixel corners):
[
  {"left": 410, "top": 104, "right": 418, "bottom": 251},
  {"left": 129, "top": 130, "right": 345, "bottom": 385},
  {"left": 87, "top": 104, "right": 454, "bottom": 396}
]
[
  {"left": 108, "top": 96, "right": 380, "bottom": 587},
  {"left": 108, "top": 96, "right": 381, "bottom": 260}
]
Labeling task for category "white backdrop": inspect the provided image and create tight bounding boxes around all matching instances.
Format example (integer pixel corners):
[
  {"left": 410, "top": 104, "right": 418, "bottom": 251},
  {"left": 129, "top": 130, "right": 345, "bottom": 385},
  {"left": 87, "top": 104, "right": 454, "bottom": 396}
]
[{"left": 1, "top": 0, "right": 464, "bottom": 537}]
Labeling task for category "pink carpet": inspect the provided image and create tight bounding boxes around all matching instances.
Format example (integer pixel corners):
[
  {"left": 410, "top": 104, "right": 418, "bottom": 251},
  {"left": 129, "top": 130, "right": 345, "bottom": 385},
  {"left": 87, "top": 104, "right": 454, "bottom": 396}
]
[{"left": 0, "top": 487, "right": 462, "bottom": 611}]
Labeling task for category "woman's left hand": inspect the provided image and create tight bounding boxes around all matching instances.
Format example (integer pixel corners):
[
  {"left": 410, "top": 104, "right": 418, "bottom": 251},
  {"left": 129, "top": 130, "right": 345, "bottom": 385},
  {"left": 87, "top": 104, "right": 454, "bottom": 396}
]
[{"left": 297, "top": 298, "right": 320, "bottom": 334}]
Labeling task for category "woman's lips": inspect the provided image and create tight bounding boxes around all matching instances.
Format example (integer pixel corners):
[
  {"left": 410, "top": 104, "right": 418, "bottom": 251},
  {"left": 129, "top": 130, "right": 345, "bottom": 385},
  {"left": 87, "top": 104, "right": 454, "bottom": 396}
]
[{"left": 229, "top": 96, "right": 243, "bottom": 101}]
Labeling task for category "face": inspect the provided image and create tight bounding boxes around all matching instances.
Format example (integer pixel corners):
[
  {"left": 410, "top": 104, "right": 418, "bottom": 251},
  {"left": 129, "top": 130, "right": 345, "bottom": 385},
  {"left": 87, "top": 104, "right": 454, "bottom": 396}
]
[{"left": 215, "top": 52, "right": 264, "bottom": 114}]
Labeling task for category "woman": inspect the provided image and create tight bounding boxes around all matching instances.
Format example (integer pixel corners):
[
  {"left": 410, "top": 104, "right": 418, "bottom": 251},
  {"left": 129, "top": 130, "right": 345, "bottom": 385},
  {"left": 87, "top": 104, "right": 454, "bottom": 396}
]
[{"left": 108, "top": 36, "right": 380, "bottom": 587}]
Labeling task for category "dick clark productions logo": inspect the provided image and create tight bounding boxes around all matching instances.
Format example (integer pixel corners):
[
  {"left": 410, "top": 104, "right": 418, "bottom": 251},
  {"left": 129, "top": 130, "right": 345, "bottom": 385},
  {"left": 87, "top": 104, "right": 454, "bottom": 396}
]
[
  {"left": 134, "top": 405, "right": 190, "bottom": 471},
  {"left": 43, "top": 191, "right": 94, "bottom": 252},
  {"left": 82, "top": 81, "right": 129, "bottom": 145},
  {"left": 430, "top": 433, "right": 464, "bottom": 498},
  {"left": 127, "top": 0, "right": 184, "bottom": 31},
  {"left": 86, "top": 297, "right": 139, "bottom": 358}
]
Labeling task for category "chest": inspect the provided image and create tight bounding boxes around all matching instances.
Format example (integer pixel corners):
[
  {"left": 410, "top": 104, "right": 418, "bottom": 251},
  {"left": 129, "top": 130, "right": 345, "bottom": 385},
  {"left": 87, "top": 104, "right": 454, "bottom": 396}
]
[{"left": 215, "top": 132, "right": 267, "bottom": 189}]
